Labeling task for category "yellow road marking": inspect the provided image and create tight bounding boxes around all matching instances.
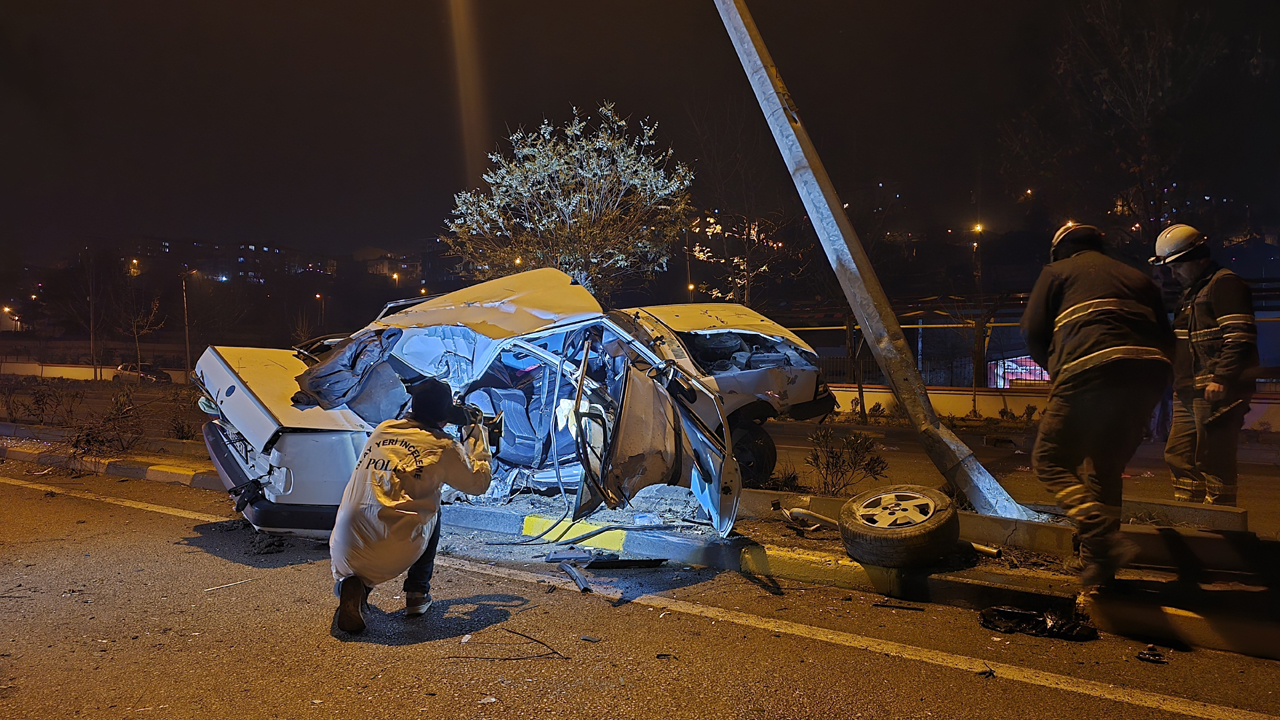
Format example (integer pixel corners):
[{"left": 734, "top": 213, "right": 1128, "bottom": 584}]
[
  {"left": 439, "top": 557, "right": 1278, "bottom": 720},
  {"left": 521, "top": 515, "right": 627, "bottom": 551},
  {"left": 0, "top": 475, "right": 226, "bottom": 523}
]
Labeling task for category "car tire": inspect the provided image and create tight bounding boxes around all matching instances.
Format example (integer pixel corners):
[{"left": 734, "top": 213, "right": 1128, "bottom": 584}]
[
  {"left": 839, "top": 484, "right": 959, "bottom": 568},
  {"left": 731, "top": 423, "right": 777, "bottom": 485}
]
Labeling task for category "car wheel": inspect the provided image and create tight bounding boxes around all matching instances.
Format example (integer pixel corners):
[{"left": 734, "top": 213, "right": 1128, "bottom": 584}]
[
  {"left": 839, "top": 484, "right": 959, "bottom": 568},
  {"left": 731, "top": 423, "right": 777, "bottom": 485}
]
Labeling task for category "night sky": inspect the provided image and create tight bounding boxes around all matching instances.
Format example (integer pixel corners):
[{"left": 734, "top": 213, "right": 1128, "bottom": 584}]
[{"left": 0, "top": 1, "right": 1274, "bottom": 262}]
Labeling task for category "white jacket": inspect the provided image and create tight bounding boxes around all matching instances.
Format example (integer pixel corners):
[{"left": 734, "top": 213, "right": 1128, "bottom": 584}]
[{"left": 330, "top": 419, "right": 492, "bottom": 586}]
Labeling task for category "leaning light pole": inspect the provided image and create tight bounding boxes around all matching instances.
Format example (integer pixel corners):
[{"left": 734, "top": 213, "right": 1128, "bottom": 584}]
[{"left": 714, "top": 0, "right": 1035, "bottom": 519}]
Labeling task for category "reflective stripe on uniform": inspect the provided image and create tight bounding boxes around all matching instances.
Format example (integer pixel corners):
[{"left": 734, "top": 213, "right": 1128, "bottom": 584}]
[
  {"left": 1052, "top": 298, "right": 1157, "bottom": 333},
  {"left": 1190, "top": 327, "right": 1223, "bottom": 340},
  {"left": 1174, "top": 330, "right": 1189, "bottom": 339},
  {"left": 1055, "top": 485, "right": 1090, "bottom": 506},
  {"left": 1217, "top": 314, "right": 1255, "bottom": 325},
  {"left": 1055, "top": 345, "right": 1169, "bottom": 382}
]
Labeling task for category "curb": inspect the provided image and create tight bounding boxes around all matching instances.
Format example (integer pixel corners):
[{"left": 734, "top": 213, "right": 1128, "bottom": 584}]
[
  {"left": 439, "top": 503, "right": 1080, "bottom": 614},
  {"left": 0, "top": 445, "right": 223, "bottom": 491}
]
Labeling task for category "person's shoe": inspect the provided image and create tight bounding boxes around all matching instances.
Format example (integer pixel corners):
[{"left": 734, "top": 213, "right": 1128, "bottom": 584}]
[
  {"left": 337, "top": 576, "right": 367, "bottom": 634},
  {"left": 1078, "top": 560, "right": 1117, "bottom": 588},
  {"left": 405, "top": 592, "right": 432, "bottom": 618},
  {"left": 1075, "top": 534, "right": 1141, "bottom": 589}
]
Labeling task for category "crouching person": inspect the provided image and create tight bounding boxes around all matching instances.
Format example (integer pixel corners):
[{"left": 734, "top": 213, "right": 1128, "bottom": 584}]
[{"left": 330, "top": 379, "right": 492, "bottom": 634}]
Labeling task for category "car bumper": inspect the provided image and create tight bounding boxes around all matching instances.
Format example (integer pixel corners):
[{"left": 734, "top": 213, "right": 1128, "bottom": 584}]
[
  {"left": 202, "top": 421, "right": 337, "bottom": 536},
  {"left": 787, "top": 389, "right": 838, "bottom": 421}
]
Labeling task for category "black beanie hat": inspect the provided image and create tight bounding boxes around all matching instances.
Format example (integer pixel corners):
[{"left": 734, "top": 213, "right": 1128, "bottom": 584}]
[{"left": 409, "top": 378, "right": 454, "bottom": 425}]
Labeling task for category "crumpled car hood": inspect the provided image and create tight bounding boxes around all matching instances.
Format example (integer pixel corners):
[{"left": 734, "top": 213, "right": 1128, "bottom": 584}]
[
  {"left": 628, "top": 303, "right": 815, "bottom": 352},
  {"left": 373, "top": 268, "right": 602, "bottom": 339}
]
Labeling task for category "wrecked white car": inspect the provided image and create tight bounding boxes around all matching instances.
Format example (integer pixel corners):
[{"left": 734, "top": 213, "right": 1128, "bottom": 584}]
[
  {"left": 622, "top": 304, "right": 835, "bottom": 481},
  {"left": 194, "top": 269, "right": 832, "bottom": 539}
]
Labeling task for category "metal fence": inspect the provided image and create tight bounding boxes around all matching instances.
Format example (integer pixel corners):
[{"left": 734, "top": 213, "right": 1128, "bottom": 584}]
[{"left": 817, "top": 356, "right": 981, "bottom": 388}]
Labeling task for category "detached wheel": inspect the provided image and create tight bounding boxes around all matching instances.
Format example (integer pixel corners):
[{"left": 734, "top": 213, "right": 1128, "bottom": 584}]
[
  {"left": 732, "top": 423, "right": 777, "bottom": 485},
  {"left": 839, "top": 484, "right": 959, "bottom": 568}
]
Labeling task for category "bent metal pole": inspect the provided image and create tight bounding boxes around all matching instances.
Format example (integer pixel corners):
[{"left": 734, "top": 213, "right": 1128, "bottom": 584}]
[{"left": 714, "top": 0, "right": 1035, "bottom": 520}]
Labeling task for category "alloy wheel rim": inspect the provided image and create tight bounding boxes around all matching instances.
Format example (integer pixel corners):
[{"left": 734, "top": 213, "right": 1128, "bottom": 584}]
[{"left": 856, "top": 490, "right": 936, "bottom": 528}]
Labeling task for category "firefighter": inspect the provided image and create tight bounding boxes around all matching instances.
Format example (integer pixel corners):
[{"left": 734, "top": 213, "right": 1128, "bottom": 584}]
[
  {"left": 1150, "top": 224, "right": 1258, "bottom": 506},
  {"left": 1022, "top": 223, "right": 1174, "bottom": 587}
]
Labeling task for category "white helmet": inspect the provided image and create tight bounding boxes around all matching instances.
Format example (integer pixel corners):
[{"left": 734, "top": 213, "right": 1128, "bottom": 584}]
[{"left": 1150, "top": 224, "right": 1207, "bottom": 265}]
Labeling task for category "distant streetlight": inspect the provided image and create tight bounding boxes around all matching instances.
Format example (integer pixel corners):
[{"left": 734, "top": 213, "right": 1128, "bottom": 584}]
[
  {"left": 2, "top": 307, "right": 10, "bottom": 314},
  {"left": 419, "top": 288, "right": 427, "bottom": 295},
  {"left": 392, "top": 272, "right": 399, "bottom": 287},
  {"left": 1025, "top": 189, "right": 1033, "bottom": 196},
  {"left": 316, "top": 294, "right": 325, "bottom": 327},
  {"left": 514, "top": 257, "right": 522, "bottom": 266},
  {"left": 972, "top": 225, "right": 984, "bottom": 295}
]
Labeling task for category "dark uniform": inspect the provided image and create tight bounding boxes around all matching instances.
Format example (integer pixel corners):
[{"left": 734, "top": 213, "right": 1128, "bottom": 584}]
[
  {"left": 1021, "top": 244, "right": 1174, "bottom": 571},
  {"left": 1166, "top": 264, "right": 1257, "bottom": 506}
]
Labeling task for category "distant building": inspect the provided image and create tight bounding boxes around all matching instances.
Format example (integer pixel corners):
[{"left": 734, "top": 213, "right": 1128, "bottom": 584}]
[{"left": 119, "top": 237, "right": 335, "bottom": 283}]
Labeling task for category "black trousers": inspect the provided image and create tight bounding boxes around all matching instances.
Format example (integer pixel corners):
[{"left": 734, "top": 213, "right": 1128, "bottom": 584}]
[
  {"left": 1032, "top": 364, "right": 1166, "bottom": 561},
  {"left": 1165, "top": 395, "right": 1250, "bottom": 506},
  {"left": 403, "top": 513, "right": 442, "bottom": 595}
]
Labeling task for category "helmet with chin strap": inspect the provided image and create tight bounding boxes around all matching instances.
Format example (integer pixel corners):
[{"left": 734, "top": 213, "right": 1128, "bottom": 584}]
[
  {"left": 1149, "top": 224, "right": 1207, "bottom": 266},
  {"left": 1050, "top": 223, "right": 1101, "bottom": 262}
]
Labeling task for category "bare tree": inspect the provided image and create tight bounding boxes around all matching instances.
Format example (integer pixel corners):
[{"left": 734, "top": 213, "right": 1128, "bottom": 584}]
[
  {"left": 690, "top": 212, "right": 802, "bottom": 307},
  {"left": 52, "top": 249, "right": 114, "bottom": 379},
  {"left": 443, "top": 103, "right": 693, "bottom": 298},
  {"left": 290, "top": 310, "right": 317, "bottom": 346},
  {"left": 116, "top": 293, "right": 165, "bottom": 384},
  {"left": 1001, "top": 0, "right": 1225, "bottom": 250}
]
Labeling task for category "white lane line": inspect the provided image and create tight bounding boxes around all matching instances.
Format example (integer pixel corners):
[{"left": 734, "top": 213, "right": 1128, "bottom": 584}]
[
  {"left": 0, "top": 475, "right": 226, "bottom": 523},
  {"left": 439, "top": 557, "right": 1277, "bottom": 720},
  {"left": 4, "top": 476, "right": 1270, "bottom": 720}
]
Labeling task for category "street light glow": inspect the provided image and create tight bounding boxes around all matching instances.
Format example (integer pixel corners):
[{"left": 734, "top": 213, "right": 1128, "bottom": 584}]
[
  {"left": 514, "top": 257, "right": 522, "bottom": 265},
  {"left": 972, "top": 224, "right": 983, "bottom": 233},
  {"left": 687, "top": 283, "right": 695, "bottom": 291},
  {"left": 315, "top": 294, "right": 321, "bottom": 299}
]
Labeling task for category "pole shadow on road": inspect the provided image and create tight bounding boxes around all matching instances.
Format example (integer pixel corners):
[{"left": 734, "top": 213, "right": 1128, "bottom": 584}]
[
  {"left": 331, "top": 593, "right": 529, "bottom": 646},
  {"left": 178, "top": 520, "right": 330, "bottom": 570}
]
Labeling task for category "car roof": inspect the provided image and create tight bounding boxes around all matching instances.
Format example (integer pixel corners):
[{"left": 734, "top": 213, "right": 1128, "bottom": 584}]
[
  {"left": 373, "top": 268, "right": 603, "bottom": 340},
  {"left": 627, "top": 303, "right": 813, "bottom": 352}
]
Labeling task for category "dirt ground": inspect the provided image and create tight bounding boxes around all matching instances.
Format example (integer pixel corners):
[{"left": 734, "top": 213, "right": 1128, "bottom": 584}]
[{"left": 0, "top": 377, "right": 207, "bottom": 440}]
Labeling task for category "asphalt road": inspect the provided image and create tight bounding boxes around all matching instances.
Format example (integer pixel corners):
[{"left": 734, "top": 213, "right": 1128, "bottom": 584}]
[
  {"left": 766, "top": 422, "right": 1280, "bottom": 539},
  {"left": 3, "top": 460, "right": 1279, "bottom": 719}
]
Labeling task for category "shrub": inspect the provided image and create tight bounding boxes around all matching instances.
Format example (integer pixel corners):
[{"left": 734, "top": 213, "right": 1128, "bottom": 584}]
[{"left": 804, "top": 428, "right": 888, "bottom": 497}]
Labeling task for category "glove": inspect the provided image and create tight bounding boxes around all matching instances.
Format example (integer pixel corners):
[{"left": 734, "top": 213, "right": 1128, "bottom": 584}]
[{"left": 461, "top": 423, "right": 492, "bottom": 463}]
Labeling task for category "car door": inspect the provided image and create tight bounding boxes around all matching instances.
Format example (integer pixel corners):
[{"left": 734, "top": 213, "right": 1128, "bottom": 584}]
[{"left": 571, "top": 317, "right": 742, "bottom": 537}]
